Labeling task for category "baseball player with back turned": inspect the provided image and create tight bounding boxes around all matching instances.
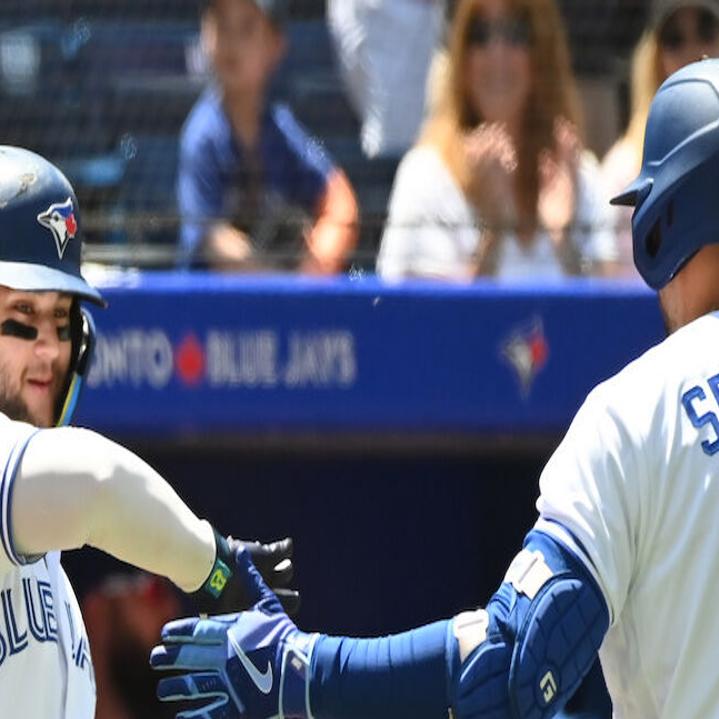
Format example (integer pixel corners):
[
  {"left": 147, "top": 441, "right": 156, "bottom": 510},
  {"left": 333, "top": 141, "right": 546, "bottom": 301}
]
[
  {"left": 152, "top": 57, "right": 719, "bottom": 719},
  {"left": 0, "top": 145, "right": 299, "bottom": 718}
]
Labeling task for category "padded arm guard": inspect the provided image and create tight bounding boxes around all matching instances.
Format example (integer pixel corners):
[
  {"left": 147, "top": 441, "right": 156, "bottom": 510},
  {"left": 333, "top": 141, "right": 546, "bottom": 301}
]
[{"left": 448, "top": 530, "right": 609, "bottom": 719}]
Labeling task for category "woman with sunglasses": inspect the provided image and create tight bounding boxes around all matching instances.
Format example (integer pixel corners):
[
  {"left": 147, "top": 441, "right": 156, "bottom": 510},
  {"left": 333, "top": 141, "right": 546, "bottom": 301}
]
[
  {"left": 377, "top": 0, "right": 617, "bottom": 282},
  {"left": 601, "top": 0, "right": 719, "bottom": 277}
]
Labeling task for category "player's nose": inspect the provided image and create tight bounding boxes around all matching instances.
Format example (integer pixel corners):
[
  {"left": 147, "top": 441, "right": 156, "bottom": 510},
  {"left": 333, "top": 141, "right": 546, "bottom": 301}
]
[{"left": 34, "top": 322, "right": 62, "bottom": 362}]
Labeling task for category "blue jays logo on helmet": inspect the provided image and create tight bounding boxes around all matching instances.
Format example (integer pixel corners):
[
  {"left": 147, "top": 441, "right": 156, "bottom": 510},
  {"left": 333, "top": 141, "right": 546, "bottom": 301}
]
[
  {"left": 0, "top": 146, "right": 104, "bottom": 306},
  {"left": 37, "top": 197, "right": 78, "bottom": 259}
]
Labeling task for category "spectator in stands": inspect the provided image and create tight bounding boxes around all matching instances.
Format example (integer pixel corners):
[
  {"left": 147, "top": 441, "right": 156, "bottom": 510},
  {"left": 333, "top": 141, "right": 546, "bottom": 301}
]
[
  {"left": 376, "top": 0, "right": 618, "bottom": 282},
  {"left": 326, "top": 0, "right": 447, "bottom": 160},
  {"left": 178, "top": 0, "right": 359, "bottom": 273},
  {"left": 601, "top": 0, "right": 719, "bottom": 277}
]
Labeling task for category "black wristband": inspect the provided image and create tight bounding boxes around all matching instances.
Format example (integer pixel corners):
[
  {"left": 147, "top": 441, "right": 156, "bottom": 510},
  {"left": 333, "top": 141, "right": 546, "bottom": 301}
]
[
  {"left": 195, "top": 527, "right": 235, "bottom": 606},
  {"left": 192, "top": 529, "right": 299, "bottom": 615}
]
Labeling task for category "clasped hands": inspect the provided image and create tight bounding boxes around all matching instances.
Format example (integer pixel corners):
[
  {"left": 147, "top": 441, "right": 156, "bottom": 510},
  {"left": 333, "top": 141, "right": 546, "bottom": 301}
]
[{"left": 151, "top": 540, "right": 313, "bottom": 719}]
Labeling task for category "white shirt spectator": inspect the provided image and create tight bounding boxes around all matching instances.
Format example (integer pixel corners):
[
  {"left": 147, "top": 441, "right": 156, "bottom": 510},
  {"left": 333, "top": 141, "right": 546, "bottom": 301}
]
[
  {"left": 377, "top": 144, "right": 617, "bottom": 281},
  {"left": 327, "top": 0, "right": 446, "bottom": 158}
]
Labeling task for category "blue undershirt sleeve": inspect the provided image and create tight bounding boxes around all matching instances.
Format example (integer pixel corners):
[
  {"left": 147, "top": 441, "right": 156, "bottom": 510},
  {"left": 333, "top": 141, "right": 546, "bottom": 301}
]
[
  {"left": 305, "top": 529, "right": 608, "bottom": 719},
  {"left": 310, "top": 619, "right": 452, "bottom": 719}
]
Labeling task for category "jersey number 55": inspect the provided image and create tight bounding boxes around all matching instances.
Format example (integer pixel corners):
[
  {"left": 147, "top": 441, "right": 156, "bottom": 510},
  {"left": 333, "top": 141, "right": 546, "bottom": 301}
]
[{"left": 682, "top": 373, "right": 719, "bottom": 456}]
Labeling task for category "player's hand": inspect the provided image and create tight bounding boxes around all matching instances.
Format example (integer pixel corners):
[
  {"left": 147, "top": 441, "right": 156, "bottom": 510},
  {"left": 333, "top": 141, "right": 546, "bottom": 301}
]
[
  {"left": 228, "top": 536, "right": 300, "bottom": 616},
  {"left": 193, "top": 534, "right": 300, "bottom": 617},
  {"left": 151, "top": 546, "right": 315, "bottom": 719}
]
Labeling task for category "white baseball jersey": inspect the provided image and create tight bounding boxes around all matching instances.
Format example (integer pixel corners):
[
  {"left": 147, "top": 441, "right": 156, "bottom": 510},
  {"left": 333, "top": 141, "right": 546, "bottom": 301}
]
[
  {"left": 535, "top": 311, "right": 719, "bottom": 718},
  {"left": 0, "top": 414, "right": 95, "bottom": 718}
]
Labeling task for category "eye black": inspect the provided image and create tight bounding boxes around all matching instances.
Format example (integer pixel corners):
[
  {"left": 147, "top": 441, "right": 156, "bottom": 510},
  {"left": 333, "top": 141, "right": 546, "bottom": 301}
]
[{"left": 1, "top": 319, "right": 38, "bottom": 341}]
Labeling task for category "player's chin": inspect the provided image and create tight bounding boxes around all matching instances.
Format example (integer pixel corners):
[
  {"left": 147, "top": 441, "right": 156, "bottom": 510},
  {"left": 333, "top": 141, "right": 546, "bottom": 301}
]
[{"left": 22, "top": 386, "right": 56, "bottom": 428}]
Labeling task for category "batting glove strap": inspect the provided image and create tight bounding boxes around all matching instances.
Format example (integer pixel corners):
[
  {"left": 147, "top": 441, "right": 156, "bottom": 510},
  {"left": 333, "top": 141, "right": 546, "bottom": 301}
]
[{"left": 280, "top": 631, "right": 320, "bottom": 719}]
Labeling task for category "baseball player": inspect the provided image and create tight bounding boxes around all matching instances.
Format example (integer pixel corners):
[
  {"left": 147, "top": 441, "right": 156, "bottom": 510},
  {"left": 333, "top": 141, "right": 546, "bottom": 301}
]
[
  {"left": 0, "top": 145, "right": 297, "bottom": 718},
  {"left": 151, "top": 57, "right": 719, "bottom": 718}
]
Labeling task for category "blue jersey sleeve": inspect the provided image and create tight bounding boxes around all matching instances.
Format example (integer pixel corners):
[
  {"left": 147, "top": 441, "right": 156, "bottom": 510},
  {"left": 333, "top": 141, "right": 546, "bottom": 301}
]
[
  {"left": 176, "top": 95, "right": 228, "bottom": 266},
  {"left": 266, "top": 105, "right": 335, "bottom": 211}
]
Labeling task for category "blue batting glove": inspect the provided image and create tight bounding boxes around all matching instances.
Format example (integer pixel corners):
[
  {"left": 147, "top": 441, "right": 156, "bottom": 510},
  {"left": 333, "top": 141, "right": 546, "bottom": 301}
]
[{"left": 150, "top": 546, "right": 317, "bottom": 719}]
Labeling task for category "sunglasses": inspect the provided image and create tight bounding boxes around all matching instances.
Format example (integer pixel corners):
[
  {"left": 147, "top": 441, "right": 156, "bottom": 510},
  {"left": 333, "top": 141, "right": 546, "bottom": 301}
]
[
  {"left": 659, "top": 8, "right": 719, "bottom": 50},
  {"left": 466, "top": 17, "right": 532, "bottom": 48}
]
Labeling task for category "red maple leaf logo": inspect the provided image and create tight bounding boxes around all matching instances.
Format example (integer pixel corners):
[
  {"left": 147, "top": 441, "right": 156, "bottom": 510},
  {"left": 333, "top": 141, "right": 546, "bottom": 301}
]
[{"left": 175, "top": 334, "right": 205, "bottom": 386}]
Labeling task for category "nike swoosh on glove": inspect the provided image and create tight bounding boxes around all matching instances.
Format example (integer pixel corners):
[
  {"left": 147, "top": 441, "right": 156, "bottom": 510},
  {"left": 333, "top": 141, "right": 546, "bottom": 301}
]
[{"left": 151, "top": 545, "right": 317, "bottom": 719}]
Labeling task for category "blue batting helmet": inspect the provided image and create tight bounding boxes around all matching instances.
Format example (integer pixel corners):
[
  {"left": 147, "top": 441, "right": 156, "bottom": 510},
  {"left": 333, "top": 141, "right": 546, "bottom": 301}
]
[
  {"left": 612, "top": 58, "right": 719, "bottom": 290},
  {"left": 0, "top": 145, "right": 105, "bottom": 305},
  {"left": 0, "top": 146, "right": 105, "bottom": 425}
]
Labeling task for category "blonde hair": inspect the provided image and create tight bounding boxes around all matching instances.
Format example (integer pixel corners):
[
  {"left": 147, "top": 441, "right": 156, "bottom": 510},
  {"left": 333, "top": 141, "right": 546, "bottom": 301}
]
[
  {"left": 623, "top": 31, "right": 666, "bottom": 164},
  {"left": 421, "top": 0, "right": 582, "bottom": 227}
]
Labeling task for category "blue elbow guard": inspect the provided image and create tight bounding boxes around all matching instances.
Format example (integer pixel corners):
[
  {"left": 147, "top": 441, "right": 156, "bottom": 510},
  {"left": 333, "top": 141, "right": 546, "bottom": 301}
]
[{"left": 448, "top": 530, "right": 609, "bottom": 719}]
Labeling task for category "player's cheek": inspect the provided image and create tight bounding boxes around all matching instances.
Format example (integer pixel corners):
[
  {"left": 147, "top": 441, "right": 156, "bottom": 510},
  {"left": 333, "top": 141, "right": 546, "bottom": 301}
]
[{"left": 60, "top": 341, "right": 72, "bottom": 376}]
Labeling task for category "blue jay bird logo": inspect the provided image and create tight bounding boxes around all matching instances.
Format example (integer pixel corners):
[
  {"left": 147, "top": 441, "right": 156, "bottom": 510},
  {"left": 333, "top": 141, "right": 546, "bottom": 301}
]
[{"left": 37, "top": 197, "right": 78, "bottom": 259}]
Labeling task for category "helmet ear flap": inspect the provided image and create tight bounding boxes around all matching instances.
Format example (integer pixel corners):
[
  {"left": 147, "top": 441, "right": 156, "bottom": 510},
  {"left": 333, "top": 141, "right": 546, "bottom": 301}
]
[
  {"left": 643, "top": 200, "right": 674, "bottom": 261},
  {"left": 55, "top": 303, "right": 96, "bottom": 426},
  {"left": 71, "top": 305, "right": 95, "bottom": 378},
  {"left": 645, "top": 219, "right": 663, "bottom": 260}
]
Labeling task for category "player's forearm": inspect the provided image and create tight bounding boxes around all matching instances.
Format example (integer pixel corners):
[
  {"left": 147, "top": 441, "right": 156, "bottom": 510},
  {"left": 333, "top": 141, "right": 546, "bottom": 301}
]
[
  {"left": 309, "top": 621, "right": 452, "bottom": 718},
  {"left": 11, "top": 427, "right": 215, "bottom": 592}
]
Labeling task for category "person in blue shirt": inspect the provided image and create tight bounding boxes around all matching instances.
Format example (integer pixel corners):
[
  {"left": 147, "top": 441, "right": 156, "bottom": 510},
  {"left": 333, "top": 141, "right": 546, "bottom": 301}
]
[{"left": 178, "top": 0, "right": 359, "bottom": 272}]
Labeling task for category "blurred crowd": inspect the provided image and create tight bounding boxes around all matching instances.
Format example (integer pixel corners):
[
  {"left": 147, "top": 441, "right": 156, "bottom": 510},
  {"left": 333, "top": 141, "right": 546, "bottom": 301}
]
[
  {"left": 3, "top": 0, "right": 718, "bottom": 282},
  {"left": 172, "top": 0, "right": 719, "bottom": 280},
  {"left": 147, "top": 0, "right": 719, "bottom": 281}
]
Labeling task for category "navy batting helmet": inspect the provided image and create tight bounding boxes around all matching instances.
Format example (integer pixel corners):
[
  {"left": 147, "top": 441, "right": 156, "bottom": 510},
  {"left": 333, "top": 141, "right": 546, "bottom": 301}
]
[
  {"left": 612, "top": 58, "right": 719, "bottom": 290},
  {"left": 0, "top": 146, "right": 105, "bottom": 425},
  {"left": 0, "top": 145, "right": 104, "bottom": 305}
]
